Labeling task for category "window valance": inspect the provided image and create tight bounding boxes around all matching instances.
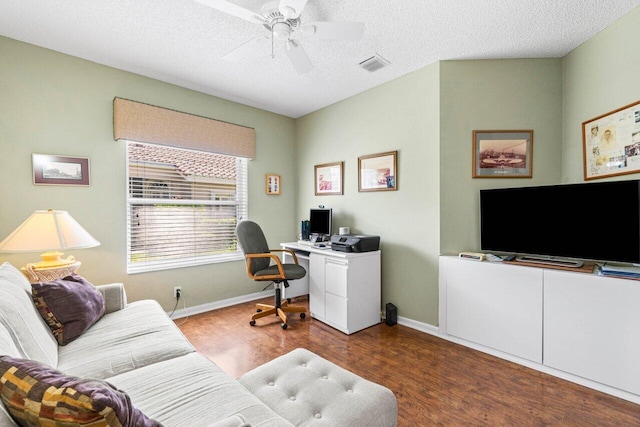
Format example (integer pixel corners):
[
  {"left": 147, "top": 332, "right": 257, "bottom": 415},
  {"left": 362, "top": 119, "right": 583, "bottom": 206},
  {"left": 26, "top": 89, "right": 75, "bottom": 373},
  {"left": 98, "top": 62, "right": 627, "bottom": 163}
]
[{"left": 113, "top": 97, "right": 255, "bottom": 159}]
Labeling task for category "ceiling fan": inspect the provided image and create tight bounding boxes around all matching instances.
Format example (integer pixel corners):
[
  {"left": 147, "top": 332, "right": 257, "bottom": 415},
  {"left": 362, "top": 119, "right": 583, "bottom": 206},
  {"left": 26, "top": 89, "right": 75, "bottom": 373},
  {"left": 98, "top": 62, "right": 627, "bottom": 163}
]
[{"left": 195, "top": 0, "right": 365, "bottom": 74}]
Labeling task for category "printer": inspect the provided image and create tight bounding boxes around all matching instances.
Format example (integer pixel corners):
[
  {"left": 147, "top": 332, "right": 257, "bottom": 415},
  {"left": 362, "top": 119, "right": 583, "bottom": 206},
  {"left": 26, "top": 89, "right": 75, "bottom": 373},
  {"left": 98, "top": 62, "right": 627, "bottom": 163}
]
[{"left": 330, "top": 234, "right": 380, "bottom": 253}]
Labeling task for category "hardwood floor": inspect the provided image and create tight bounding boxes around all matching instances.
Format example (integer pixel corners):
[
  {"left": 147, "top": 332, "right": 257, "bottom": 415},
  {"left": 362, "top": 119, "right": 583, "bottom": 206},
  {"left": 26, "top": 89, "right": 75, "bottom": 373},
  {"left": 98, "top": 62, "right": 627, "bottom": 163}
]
[{"left": 178, "top": 296, "right": 640, "bottom": 426}]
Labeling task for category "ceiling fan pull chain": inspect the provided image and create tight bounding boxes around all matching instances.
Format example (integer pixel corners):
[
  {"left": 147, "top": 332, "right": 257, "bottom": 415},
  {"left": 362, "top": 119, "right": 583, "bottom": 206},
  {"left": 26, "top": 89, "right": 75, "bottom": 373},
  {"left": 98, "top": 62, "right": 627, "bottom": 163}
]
[{"left": 271, "top": 24, "right": 275, "bottom": 58}]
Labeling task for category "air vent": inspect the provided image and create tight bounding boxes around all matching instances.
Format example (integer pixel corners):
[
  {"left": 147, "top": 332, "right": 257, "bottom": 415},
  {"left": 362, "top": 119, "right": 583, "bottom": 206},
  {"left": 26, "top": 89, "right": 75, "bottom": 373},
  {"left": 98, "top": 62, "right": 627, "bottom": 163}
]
[{"left": 359, "top": 54, "right": 390, "bottom": 72}]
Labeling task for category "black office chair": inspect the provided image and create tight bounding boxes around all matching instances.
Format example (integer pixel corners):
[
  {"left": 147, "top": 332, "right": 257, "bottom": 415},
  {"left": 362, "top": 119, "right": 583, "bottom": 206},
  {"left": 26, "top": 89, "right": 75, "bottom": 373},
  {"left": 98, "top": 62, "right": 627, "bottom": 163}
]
[{"left": 235, "top": 220, "right": 307, "bottom": 329}]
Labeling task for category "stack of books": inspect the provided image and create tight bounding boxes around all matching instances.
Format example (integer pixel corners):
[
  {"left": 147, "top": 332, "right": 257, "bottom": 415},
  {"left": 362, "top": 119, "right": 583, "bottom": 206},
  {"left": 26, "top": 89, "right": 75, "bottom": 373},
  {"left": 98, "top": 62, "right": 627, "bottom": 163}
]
[{"left": 598, "top": 263, "right": 640, "bottom": 279}]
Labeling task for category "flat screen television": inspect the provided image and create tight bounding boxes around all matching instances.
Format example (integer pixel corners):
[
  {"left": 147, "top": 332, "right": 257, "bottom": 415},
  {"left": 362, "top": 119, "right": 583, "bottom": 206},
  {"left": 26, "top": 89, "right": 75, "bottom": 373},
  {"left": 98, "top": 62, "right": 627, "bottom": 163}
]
[
  {"left": 480, "top": 180, "right": 640, "bottom": 265},
  {"left": 309, "top": 208, "right": 332, "bottom": 238}
]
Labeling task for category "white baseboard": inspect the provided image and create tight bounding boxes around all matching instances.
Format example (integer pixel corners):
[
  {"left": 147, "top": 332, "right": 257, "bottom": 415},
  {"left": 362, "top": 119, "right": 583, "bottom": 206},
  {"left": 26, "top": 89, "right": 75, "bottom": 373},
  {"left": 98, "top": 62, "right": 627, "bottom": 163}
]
[
  {"left": 397, "top": 316, "right": 440, "bottom": 335},
  {"left": 168, "top": 290, "right": 274, "bottom": 319},
  {"left": 169, "top": 297, "right": 438, "bottom": 332}
]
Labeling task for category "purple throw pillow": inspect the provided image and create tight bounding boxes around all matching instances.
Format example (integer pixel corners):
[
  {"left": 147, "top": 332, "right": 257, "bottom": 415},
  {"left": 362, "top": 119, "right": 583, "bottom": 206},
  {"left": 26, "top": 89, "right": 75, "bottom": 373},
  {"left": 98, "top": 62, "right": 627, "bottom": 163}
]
[
  {"left": 0, "top": 356, "right": 162, "bottom": 426},
  {"left": 32, "top": 274, "right": 106, "bottom": 345}
]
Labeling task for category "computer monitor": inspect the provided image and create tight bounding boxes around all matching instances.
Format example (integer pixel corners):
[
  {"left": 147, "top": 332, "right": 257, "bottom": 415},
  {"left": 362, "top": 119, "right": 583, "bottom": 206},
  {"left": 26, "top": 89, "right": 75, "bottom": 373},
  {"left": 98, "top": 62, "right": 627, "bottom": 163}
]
[{"left": 309, "top": 208, "right": 332, "bottom": 239}]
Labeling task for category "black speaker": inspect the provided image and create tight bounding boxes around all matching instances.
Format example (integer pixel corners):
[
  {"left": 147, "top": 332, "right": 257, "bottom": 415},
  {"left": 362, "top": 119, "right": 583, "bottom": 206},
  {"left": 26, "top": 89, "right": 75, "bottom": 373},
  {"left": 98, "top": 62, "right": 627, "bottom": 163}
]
[{"left": 385, "top": 303, "right": 397, "bottom": 326}]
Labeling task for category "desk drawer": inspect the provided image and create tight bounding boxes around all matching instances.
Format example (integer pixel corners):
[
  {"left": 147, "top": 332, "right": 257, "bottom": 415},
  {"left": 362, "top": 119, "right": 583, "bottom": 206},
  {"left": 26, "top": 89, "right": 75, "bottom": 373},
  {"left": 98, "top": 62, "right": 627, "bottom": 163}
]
[
  {"left": 325, "top": 259, "right": 348, "bottom": 298},
  {"left": 325, "top": 293, "right": 347, "bottom": 330}
]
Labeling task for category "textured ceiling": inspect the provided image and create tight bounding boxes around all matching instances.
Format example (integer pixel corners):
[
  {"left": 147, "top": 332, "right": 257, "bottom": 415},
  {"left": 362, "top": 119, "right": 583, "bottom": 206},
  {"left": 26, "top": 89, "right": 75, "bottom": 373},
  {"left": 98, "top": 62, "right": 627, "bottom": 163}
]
[{"left": 1, "top": 1, "right": 639, "bottom": 118}]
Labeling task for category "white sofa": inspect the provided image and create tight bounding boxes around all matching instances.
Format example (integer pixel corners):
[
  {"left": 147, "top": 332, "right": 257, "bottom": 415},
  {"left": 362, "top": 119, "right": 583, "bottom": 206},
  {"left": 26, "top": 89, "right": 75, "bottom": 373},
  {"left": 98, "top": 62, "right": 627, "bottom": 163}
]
[{"left": 0, "top": 262, "right": 397, "bottom": 426}]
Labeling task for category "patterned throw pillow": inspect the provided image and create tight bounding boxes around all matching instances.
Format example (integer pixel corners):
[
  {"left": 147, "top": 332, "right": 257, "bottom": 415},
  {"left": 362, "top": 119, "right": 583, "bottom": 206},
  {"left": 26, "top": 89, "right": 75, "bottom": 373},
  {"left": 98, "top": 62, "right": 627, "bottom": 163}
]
[
  {"left": 0, "top": 356, "right": 162, "bottom": 426},
  {"left": 32, "top": 274, "right": 106, "bottom": 345}
]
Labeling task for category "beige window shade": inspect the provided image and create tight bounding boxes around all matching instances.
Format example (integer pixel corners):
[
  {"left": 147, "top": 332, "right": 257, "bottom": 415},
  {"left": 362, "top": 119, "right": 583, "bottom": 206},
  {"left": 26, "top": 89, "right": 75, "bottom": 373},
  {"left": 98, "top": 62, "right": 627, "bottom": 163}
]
[{"left": 113, "top": 97, "right": 255, "bottom": 159}]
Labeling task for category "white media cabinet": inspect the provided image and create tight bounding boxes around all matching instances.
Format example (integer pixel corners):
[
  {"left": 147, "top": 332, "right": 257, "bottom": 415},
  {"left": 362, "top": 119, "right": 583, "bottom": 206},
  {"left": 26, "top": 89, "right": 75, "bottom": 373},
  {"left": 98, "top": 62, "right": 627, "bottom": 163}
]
[
  {"left": 439, "top": 255, "right": 640, "bottom": 403},
  {"left": 281, "top": 242, "right": 381, "bottom": 335}
]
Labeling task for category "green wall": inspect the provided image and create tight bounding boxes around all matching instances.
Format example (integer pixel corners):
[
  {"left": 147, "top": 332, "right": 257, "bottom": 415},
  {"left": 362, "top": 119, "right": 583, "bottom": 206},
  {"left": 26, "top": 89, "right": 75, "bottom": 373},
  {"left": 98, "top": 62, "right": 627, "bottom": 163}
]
[
  {"left": 0, "top": 36, "right": 297, "bottom": 311},
  {"left": 296, "top": 59, "right": 563, "bottom": 325},
  {"left": 562, "top": 6, "right": 640, "bottom": 183},
  {"left": 296, "top": 64, "right": 441, "bottom": 325},
  {"left": 439, "top": 59, "right": 563, "bottom": 255}
]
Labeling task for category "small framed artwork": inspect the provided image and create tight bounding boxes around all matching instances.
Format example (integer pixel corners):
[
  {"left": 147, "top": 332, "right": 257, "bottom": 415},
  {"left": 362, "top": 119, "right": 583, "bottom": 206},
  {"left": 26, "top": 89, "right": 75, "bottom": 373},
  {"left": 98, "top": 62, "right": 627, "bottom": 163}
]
[
  {"left": 314, "top": 161, "right": 343, "bottom": 195},
  {"left": 582, "top": 99, "right": 640, "bottom": 180},
  {"left": 358, "top": 151, "right": 398, "bottom": 192},
  {"left": 472, "top": 130, "right": 533, "bottom": 178},
  {"left": 33, "top": 154, "right": 90, "bottom": 186},
  {"left": 266, "top": 173, "right": 281, "bottom": 195}
]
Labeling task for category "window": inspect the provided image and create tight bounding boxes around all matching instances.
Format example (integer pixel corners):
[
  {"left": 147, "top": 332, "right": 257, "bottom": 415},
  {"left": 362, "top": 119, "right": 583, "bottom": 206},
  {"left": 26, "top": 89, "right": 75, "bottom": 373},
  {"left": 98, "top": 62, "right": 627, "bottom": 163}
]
[{"left": 126, "top": 142, "right": 248, "bottom": 273}]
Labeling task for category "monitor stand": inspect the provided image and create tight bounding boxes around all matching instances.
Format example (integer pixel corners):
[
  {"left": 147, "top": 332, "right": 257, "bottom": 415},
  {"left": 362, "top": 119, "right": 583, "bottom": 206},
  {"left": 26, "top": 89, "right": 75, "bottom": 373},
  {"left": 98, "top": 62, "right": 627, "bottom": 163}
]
[{"left": 515, "top": 255, "right": 584, "bottom": 268}]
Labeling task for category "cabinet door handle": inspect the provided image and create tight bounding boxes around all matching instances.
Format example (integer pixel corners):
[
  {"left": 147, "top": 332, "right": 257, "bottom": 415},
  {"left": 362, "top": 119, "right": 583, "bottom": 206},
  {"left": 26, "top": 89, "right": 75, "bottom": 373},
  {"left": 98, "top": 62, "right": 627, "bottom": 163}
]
[{"left": 326, "top": 258, "right": 348, "bottom": 267}]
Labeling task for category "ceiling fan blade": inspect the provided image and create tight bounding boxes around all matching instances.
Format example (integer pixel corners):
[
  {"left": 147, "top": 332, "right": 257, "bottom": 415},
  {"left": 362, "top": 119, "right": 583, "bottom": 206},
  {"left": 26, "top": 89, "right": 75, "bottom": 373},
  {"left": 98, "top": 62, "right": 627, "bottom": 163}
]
[
  {"left": 194, "top": 0, "right": 266, "bottom": 24},
  {"left": 301, "top": 22, "right": 364, "bottom": 41},
  {"left": 222, "top": 35, "right": 270, "bottom": 61},
  {"left": 278, "top": 0, "right": 309, "bottom": 19},
  {"left": 285, "top": 40, "right": 313, "bottom": 74}
]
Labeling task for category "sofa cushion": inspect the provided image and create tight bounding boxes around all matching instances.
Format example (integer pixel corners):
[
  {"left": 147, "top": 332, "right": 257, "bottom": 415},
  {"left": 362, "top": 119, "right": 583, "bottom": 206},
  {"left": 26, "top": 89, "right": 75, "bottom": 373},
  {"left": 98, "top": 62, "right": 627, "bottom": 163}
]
[
  {"left": 32, "top": 274, "right": 105, "bottom": 345},
  {"left": 57, "top": 300, "right": 195, "bottom": 379},
  {"left": 208, "top": 415, "right": 251, "bottom": 427},
  {"left": 0, "top": 396, "right": 15, "bottom": 427},
  {"left": 0, "top": 263, "right": 58, "bottom": 368},
  {"left": 0, "top": 356, "right": 161, "bottom": 427},
  {"left": 97, "top": 282, "right": 128, "bottom": 314},
  {"left": 107, "top": 353, "right": 293, "bottom": 427},
  {"left": 0, "top": 324, "right": 22, "bottom": 426},
  {"left": 0, "top": 262, "right": 31, "bottom": 293},
  {"left": 0, "top": 322, "right": 21, "bottom": 360}
]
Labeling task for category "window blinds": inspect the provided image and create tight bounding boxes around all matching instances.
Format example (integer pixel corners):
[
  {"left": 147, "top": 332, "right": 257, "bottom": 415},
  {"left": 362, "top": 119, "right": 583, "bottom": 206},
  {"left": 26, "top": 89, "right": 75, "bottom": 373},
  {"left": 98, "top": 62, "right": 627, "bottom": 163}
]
[{"left": 126, "top": 142, "right": 247, "bottom": 274}]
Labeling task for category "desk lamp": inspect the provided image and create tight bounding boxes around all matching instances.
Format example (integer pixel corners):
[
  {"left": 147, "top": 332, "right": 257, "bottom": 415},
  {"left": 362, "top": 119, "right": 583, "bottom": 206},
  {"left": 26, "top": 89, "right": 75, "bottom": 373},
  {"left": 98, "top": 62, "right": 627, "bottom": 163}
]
[{"left": 0, "top": 209, "right": 100, "bottom": 283}]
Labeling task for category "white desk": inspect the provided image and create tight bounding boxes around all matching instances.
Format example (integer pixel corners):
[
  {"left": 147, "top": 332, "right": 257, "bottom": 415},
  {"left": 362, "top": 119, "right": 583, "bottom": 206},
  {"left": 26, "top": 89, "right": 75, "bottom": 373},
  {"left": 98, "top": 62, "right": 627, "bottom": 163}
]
[{"left": 281, "top": 242, "right": 381, "bottom": 334}]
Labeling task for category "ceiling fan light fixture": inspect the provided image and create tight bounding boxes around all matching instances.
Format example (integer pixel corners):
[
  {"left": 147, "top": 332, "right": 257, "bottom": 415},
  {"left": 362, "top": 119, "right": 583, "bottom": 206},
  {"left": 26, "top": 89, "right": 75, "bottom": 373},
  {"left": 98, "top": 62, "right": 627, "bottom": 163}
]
[
  {"left": 359, "top": 54, "right": 390, "bottom": 72},
  {"left": 272, "top": 21, "right": 291, "bottom": 40}
]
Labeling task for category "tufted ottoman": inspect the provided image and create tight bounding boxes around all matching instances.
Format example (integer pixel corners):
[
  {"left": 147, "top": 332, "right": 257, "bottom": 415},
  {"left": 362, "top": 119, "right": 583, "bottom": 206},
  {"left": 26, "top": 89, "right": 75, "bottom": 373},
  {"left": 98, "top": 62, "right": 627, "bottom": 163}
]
[{"left": 239, "top": 348, "right": 397, "bottom": 426}]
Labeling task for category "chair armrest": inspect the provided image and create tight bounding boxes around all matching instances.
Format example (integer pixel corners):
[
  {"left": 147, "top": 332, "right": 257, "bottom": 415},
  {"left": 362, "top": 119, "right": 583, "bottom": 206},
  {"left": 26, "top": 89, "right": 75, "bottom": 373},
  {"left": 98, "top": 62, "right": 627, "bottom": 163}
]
[
  {"left": 246, "top": 252, "right": 287, "bottom": 280},
  {"left": 269, "top": 248, "right": 299, "bottom": 264},
  {"left": 95, "top": 283, "right": 127, "bottom": 313},
  {"left": 246, "top": 249, "right": 302, "bottom": 280}
]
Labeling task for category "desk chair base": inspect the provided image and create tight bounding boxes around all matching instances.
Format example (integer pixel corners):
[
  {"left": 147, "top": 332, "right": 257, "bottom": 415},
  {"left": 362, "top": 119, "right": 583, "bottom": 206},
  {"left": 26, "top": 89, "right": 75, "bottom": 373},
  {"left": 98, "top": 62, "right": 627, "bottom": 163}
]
[{"left": 249, "top": 286, "right": 306, "bottom": 330}]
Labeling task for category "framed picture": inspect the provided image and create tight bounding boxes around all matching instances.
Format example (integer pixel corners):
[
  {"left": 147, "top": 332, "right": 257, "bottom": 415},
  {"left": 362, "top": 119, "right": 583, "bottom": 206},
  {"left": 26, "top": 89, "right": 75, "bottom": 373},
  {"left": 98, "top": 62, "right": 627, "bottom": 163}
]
[
  {"left": 358, "top": 151, "right": 398, "bottom": 192},
  {"left": 472, "top": 130, "right": 533, "bottom": 178},
  {"left": 582, "top": 99, "right": 640, "bottom": 180},
  {"left": 314, "top": 161, "right": 343, "bottom": 195},
  {"left": 266, "top": 173, "right": 280, "bottom": 195},
  {"left": 33, "top": 154, "right": 90, "bottom": 186}
]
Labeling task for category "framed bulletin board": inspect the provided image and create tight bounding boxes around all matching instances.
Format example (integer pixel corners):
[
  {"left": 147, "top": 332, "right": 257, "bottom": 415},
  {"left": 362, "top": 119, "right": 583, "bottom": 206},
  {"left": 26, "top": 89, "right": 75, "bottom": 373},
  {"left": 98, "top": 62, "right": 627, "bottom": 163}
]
[{"left": 583, "top": 99, "right": 640, "bottom": 180}]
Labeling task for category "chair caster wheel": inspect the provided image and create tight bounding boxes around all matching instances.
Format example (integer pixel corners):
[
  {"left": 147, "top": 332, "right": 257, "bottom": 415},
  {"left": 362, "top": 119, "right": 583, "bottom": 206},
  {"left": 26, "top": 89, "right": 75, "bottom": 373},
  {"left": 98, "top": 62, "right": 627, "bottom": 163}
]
[
  {"left": 250, "top": 320, "right": 256, "bottom": 326},
  {"left": 281, "top": 323, "right": 288, "bottom": 330},
  {"left": 287, "top": 298, "right": 291, "bottom": 303},
  {"left": 300, "top": 313, "right": 306, "bottom": 319},
  {"left": 256, "top": 309, "right": 262, "bottom": 313}
]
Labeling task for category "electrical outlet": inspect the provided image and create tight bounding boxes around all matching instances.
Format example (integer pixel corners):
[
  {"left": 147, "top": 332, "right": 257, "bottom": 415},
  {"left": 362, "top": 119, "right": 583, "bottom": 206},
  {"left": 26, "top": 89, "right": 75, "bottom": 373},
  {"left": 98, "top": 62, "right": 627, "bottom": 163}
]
[{"left": 174, "top": 286, "right": 182, "bottom": 299}]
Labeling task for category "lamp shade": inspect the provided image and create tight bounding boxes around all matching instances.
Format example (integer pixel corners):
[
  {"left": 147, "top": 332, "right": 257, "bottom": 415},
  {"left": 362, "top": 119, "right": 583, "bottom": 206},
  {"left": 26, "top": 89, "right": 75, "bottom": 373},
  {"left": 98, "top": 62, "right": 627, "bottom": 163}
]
[{"left": 0, "top": 210, "right": 100, "bottom": 253}]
